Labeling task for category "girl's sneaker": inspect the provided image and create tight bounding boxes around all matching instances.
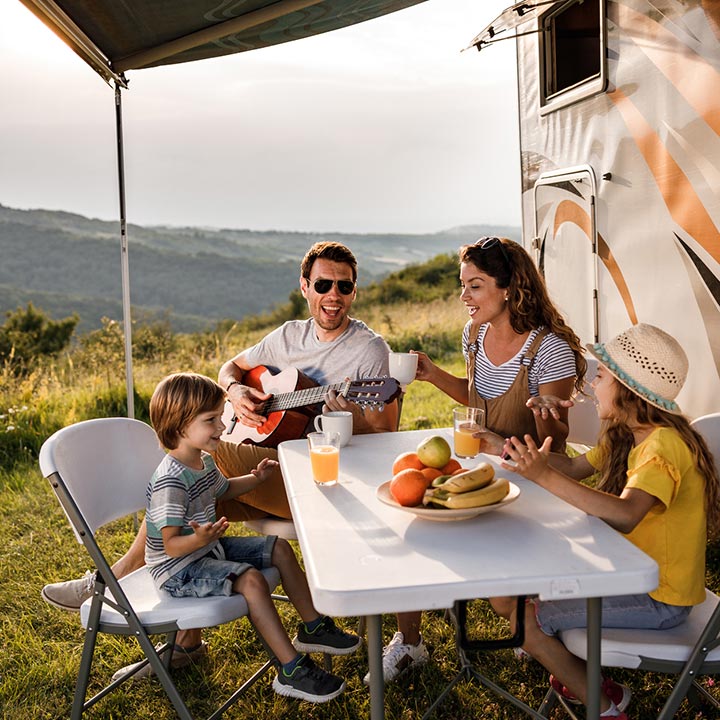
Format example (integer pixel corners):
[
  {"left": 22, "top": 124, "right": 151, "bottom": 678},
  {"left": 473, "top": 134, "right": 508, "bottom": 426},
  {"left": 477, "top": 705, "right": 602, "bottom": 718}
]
[{"left": 549, "top": 675, "right": 632, "bottom": 713}]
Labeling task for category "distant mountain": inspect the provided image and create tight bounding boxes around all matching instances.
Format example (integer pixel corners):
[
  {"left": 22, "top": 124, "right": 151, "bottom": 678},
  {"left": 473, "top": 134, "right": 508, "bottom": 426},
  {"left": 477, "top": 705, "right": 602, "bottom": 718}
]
[{"left": 0, "top": 203, "right": 520, "bottom": 333}]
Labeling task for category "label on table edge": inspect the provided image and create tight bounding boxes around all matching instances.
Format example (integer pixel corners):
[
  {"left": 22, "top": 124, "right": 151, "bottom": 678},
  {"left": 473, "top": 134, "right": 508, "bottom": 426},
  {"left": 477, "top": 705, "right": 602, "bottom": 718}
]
[{"left": 548, "top": 578, "right": 581, "bottom": 598}]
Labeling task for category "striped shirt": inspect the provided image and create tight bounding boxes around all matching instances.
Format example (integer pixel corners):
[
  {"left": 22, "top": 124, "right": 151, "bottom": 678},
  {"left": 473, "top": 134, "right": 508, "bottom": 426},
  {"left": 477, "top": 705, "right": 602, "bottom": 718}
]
[
  {"left": 462, "top": 323, "right": 577, "bottom": 399},
  {"left": 145, "top": 452, "right": 229, "bottom": 587}
]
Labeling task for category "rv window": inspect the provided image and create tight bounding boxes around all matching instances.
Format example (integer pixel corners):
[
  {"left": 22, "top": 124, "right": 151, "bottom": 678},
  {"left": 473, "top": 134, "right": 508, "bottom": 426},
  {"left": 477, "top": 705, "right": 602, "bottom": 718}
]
[{"left": 541, "top": 0, "right": 606, "bottom": 112}]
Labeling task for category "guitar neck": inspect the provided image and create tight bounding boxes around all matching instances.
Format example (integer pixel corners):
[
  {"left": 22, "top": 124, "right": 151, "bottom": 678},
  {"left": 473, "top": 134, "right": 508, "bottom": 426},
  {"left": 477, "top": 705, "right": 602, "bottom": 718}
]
[{"left": 260, "top": 380, "right": 349, "bottom": 414}]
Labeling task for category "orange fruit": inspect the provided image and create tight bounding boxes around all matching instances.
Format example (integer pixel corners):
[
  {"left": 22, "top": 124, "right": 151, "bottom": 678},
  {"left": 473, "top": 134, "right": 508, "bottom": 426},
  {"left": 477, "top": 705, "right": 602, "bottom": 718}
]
[
  {"left": 390, "top": 468, "right": 428, "bottom": 507},
  {"left": 452, "top": 467, "right": 467, "bottom": 475},
  {"left": 440, "top": 459, "right": 462, "bottom": 475},
  {"left": 420, "top": 467, "right": 443, "bottom": 485},
  {"left": 392, "top": 451, "right": 425, "bottom": 475}
]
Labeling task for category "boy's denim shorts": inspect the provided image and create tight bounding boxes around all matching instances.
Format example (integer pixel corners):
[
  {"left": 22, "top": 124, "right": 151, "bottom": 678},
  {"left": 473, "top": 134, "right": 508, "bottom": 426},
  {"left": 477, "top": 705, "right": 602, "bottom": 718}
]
[
  {"left": 162, "top": 534, "right": 277, "bottom": 598},
  {"left": 534, "top": 592, "right": 691, "bottom": 636}
]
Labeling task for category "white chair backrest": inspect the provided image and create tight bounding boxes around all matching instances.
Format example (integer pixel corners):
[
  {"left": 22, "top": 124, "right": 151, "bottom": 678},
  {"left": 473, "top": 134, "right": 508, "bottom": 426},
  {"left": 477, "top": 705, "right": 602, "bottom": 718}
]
[
  {"left": 39, "top": 418, "right": 165, "bottom": 540},
  {"left": 567, "top": 355, "right": 600, "bottom": 447},
  {"left": 691, "top": 413, "right": 720, "bottom": 464}
]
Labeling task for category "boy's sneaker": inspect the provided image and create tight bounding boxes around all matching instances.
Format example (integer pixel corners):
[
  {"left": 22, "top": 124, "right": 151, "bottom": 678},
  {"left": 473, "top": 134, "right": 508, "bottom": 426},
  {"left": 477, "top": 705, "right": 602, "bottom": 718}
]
[
  {"left": 293, "top": 616, "right": 362, "bottom": 655},
  {"left": 550, "top": 674, "right": 632, "bottom": 713},
  {"left": 362, "top": 631, "right": 429, "bottom": 686},
  {"left": 272, "top": 654, "right": 346, "bottom": 703},
  {"left": 41, "top": 570, "right": 97, "bottom": 612}
]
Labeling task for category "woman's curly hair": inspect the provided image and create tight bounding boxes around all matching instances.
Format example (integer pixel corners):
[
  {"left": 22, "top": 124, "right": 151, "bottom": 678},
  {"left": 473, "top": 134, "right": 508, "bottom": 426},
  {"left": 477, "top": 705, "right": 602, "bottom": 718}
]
[{"left": 459, "top": 238, "right": 587, "bottom": 393}]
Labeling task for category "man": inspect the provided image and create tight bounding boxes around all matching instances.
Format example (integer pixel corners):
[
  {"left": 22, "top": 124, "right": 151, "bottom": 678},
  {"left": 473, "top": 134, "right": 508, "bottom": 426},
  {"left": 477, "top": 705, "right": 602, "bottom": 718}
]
[{"left": 42, "top": 241, "right": 397, "bottom": 675}]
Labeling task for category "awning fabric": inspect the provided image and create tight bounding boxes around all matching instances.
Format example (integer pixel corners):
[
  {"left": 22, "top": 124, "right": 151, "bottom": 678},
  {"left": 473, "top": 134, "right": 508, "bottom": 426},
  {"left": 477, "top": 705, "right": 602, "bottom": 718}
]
[
  {"left": 466, "top": 0, "right": 564, "bottom": 51},
  {"left": 19, "top": 0, "right": 428, "bottom": 85}
]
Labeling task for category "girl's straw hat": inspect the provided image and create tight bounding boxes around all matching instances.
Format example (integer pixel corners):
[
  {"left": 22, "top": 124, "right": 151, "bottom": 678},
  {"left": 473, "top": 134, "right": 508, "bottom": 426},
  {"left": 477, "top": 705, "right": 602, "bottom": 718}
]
[{"left": 587, "top": 324, "right": 688, "bottom": 414}]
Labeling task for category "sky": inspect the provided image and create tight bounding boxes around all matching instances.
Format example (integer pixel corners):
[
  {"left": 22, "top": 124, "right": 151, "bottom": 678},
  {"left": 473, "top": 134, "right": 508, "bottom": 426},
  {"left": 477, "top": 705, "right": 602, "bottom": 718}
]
[{"left": 0, "top": 0, "right": 522, "bottom": 234}]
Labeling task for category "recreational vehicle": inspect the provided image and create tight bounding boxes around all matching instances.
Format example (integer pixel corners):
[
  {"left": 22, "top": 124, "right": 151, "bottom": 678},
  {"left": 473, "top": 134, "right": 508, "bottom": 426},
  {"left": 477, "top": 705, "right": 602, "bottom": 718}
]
[{"left": 472, "top": 0, "right": 720, "bottom": 418}]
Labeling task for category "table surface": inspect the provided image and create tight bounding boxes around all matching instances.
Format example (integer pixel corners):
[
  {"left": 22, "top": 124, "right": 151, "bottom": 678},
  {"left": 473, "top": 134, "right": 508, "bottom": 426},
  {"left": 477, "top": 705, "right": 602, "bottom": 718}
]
[{"left": 278, "top": 428, "right": 659, "bottom": 618}]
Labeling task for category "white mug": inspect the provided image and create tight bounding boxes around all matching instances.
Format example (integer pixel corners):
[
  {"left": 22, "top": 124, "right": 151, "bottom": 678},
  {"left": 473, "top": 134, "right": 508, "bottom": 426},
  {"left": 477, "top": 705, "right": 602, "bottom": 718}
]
[
  {"left": 314, "top": 411, "right": 353, "bottom": 447},
  {"left": 389, "top": 351, "right": 418, "bottom": 387}
]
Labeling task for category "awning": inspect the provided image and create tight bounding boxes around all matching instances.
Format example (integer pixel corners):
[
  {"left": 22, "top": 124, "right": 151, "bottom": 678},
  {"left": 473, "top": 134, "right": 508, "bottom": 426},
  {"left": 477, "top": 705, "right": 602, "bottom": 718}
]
[
  {"left": 466, "top": 0, "right": 565, "bottom": 52},
  {"left": 19, "top": 0, "right": 428, "bottom": 86}
]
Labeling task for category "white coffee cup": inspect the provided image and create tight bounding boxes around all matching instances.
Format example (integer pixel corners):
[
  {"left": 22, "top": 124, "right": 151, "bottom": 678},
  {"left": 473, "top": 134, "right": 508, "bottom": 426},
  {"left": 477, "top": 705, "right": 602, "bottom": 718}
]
[
  {"left": 314, "top": 411, "right": 353, "bottom": 447},
  {"left": 389, "top": 351, "right": 418, "bottom": 387}
]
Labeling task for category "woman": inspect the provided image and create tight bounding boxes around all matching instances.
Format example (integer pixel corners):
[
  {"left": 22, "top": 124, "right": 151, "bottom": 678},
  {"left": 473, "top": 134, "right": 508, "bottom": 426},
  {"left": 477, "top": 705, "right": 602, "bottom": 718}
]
[{"left": 368, "top": 236, "right": 586, "bottom": 687}]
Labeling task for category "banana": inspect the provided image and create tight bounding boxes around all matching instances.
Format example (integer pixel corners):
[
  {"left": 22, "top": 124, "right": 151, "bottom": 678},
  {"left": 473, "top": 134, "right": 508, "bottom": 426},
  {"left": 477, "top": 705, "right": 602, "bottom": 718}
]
[
  {"left": 432, "top": 462, "right": 495, "bottom": 493},
  {"left": 423, "top": 477, "right": 510, "bottom": 509}
]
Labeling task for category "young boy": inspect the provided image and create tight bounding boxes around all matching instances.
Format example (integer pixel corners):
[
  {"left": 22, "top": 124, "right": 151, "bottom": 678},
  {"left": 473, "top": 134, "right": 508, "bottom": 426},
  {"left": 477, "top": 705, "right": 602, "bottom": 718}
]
[{"left": 146, "top": 372, "right": 361, "bottom": 702}]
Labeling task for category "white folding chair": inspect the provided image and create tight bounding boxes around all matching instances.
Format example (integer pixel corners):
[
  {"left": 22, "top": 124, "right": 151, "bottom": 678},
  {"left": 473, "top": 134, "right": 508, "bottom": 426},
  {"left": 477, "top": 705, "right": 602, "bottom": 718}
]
[
  {"left": 566, "top": 356, "right": 600, "bottom": 451},
  {"left": 40, "top": 417, "right": 281, "bottom": 720},
  {"left": 544, "top": 412, "right": 720, "bottom": 718}
]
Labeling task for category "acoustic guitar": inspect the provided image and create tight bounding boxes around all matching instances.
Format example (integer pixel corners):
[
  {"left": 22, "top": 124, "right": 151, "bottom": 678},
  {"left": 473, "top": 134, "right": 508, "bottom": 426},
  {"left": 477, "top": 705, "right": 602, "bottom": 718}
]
[{"left": 221, "top": 366, "right": 400, "bottom": 448}]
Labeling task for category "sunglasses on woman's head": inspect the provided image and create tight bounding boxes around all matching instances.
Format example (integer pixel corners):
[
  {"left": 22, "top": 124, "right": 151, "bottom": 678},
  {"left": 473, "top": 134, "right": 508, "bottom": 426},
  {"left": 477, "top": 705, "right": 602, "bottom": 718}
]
[
  {"left": 475, "top": 236, "right": 511, "bottom": 268},
  {"left": 311, "top": 278, "right": 356, "bottom": 295}
]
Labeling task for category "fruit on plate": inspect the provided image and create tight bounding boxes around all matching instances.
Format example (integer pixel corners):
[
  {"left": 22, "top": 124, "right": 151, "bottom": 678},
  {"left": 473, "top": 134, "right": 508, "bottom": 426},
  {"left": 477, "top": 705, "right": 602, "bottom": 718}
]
[
  {"left": 440, "top": 458, "right": 462, "bottom": 475},
  {"left": 420, "top": 467, "right": 443, "bottom": 484},
  {"left": 430, "top": 462, "right": 495, "bottom": 493},
  {"left": 424, "top": 476, "right": 510, "bottom": 509},
  {"left": 390, "top": 468, "right": 428, "bottom": 507},
  {"left": 416, "top": 435, "right": 452, "bottom": 469},
  {"left": 391, "top": 451, "right": 425, "bottom": 475}
]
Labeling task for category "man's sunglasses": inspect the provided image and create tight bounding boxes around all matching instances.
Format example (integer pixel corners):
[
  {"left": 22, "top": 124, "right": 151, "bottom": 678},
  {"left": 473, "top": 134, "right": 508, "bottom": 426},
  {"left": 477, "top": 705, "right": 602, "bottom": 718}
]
[
  {"left": 311, "top": 278, "right": 356, "bottom": 295},
  {"left": 475, "top": 236, "right": 511, "bottom": 268}
]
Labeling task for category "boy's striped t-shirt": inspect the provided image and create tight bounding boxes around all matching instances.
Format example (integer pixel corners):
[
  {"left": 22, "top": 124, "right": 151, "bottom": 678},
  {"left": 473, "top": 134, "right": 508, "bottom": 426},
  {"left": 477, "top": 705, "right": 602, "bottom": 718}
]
[{"left": 145, "top": 452, "right": 229, "bottom": 587}]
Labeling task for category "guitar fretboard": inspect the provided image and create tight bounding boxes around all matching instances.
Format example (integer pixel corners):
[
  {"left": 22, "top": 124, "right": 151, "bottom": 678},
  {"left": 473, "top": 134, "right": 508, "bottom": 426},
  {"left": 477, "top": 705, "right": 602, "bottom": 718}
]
[{"left": 260, "top": 380, "right": 351, "bottom": 414}]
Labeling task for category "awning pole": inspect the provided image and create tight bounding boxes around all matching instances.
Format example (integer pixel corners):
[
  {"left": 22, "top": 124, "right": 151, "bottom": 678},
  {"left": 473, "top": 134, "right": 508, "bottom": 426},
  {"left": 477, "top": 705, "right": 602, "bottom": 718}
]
[{"left": 114, "top": 81, "right": 135, "bottom": 419}]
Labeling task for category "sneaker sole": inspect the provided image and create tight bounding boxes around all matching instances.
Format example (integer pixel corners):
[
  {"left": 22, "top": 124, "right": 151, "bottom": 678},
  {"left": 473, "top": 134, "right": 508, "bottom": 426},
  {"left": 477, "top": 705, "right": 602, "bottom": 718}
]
[
  {"left": 41, "top": 587, "right": 84, "bottom": 612},
  {"left": 272, "top": 676, "right": 346, "bottom": 703},
  {"left": 292, "top": 636, "right": 363, "bottom": 656}
]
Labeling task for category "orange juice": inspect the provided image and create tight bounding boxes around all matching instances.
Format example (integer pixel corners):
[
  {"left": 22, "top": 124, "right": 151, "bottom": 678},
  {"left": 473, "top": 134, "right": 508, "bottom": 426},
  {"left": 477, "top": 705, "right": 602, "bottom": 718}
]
[
  {"left": 310, "top": 445, "right": 339, "bottom": 485},
  {"left": 454, "top": 423, "right": 480, "bottom": 458}
]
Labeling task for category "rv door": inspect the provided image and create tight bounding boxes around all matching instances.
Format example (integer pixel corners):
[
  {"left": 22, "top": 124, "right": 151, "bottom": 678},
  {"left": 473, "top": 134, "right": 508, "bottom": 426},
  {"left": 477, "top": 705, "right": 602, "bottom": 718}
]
[{"left": 533, "top": 165, "right": 598, "bottom": 343}]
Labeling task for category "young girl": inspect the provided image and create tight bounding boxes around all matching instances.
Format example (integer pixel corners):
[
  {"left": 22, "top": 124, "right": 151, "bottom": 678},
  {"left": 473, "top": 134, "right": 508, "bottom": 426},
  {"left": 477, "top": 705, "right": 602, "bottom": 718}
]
[
  {"left": 493, "top": 323, "right": 720, "bottom": 719},
  {"left": 144, "top": 372, "right": 361, "bottom": 702}
]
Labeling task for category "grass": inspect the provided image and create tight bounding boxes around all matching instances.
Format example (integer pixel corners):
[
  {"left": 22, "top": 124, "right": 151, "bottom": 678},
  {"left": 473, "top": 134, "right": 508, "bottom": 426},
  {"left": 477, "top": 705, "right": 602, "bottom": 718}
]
[{"left": 1, "top": 300, "right": 719, "bottom": 718}]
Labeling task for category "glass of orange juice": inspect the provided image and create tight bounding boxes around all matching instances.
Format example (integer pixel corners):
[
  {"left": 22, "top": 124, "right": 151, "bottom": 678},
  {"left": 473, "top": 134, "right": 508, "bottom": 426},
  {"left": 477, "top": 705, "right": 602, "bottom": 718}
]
[
  {"left": 307, "top": 431, "right": 341, "bottom": 486},
  {"left": 452, "top": 407, "right": 485, "bottom": 459}
]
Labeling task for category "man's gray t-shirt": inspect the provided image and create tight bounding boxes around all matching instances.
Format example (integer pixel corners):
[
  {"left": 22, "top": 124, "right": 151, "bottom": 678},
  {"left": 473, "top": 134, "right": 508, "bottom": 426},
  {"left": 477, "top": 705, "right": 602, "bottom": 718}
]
[{"left": 244, "top": 318, "right": 390, "bottom": 385}]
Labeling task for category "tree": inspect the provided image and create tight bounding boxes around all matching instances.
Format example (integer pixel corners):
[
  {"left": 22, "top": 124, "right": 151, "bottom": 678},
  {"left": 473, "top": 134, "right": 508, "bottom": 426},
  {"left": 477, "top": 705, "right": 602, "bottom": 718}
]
[{"left": 0, "top": 303, "right": 78, "bottom": 371}]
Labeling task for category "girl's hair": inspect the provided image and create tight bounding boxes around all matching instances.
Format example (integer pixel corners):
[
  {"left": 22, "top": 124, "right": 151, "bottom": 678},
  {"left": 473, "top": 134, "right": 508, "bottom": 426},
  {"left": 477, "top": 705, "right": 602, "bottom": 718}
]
[
  {"left": 595, "top": 384, "right": 720, "bottom": 538},
  {"left": 150, "top": 372, "right": 225, "bottom": 450},
  {"left": 459, "top": 239, "right": 587, "bottom": 393}
]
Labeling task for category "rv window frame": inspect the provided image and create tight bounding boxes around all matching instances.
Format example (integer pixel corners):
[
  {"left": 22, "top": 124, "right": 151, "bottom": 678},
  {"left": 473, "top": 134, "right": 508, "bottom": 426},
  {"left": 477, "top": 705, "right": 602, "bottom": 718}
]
[
  {"left": 538, "top": 0, "right": 607, "bottom": 115},
  {"left": 532, "top": 165, "right": 599, "bottom": 342}
]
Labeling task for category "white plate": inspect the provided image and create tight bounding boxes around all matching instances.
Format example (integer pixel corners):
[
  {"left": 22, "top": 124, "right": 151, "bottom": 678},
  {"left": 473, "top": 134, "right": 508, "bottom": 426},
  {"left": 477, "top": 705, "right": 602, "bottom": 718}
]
[{"left": 376, "top": 480, "right": 521, "bottom": 522}]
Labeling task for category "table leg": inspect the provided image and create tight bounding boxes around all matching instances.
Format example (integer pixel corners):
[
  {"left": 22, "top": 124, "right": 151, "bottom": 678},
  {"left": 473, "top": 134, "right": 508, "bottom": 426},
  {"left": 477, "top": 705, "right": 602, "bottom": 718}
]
[
  {"left": 586, "top": 597, "right": 601, "bottom": 720},
  {"left": 366, "top": 614, "right": 385, "bottom": 720}
]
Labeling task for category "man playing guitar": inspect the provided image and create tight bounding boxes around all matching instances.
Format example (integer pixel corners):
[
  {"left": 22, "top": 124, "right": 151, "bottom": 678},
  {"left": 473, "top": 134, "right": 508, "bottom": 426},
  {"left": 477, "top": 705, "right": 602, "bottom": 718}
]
[{"left": 215, "top": 240, "right": 398, "bottom": 521}]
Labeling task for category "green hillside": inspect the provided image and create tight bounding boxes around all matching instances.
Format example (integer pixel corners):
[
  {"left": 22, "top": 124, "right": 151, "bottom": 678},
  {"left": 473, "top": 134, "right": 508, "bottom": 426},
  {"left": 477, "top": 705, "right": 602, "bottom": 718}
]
[{"left": 0, "top": 203, "right": 520, "bottom": 333}]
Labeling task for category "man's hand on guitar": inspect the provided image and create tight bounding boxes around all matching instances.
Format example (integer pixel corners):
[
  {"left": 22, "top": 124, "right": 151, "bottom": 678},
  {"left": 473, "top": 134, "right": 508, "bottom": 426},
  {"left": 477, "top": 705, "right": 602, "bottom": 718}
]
[{"left": 228, "top": 383, "right": 271, "bottom": 427}]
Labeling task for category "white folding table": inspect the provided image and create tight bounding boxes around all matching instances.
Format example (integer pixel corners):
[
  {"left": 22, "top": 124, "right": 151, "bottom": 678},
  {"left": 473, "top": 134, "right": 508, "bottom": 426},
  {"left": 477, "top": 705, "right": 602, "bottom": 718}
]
[{"left": 278, "top": 428, "right": 658, "bottom": 719}]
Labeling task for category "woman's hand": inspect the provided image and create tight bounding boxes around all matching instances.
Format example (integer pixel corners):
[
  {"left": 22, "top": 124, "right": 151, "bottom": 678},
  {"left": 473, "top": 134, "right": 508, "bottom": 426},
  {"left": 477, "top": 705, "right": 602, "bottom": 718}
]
[
  {"left": 413, "top": 351, "right": 436, "bottom": 382},
  {"left": 474, "top": 429, "right": 506, "bottom": 456},
  {"left": 500, "top": 434, "right": 553, "bottom": 482},
  {"left": 526, "top": 395, "right": 574, "bottom": 420}
]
